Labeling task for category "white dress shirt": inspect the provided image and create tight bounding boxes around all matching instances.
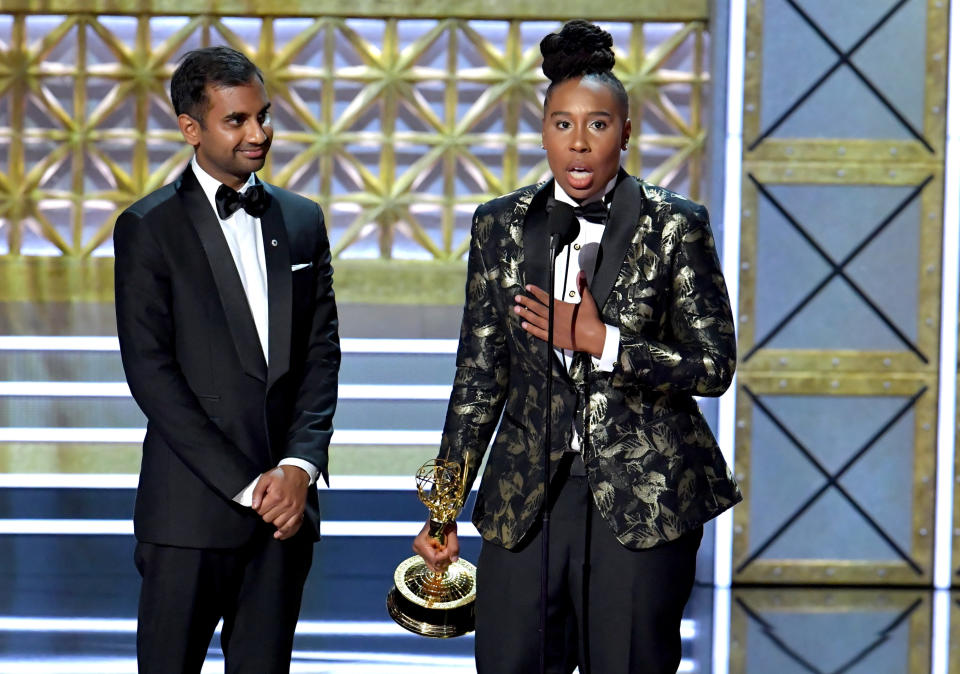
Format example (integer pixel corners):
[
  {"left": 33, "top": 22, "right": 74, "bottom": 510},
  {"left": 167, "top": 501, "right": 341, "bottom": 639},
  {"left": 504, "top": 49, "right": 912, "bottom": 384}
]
[
  {"left": 190, "top": 158, "right": 319, "bottom": 505},
  {"left": 551, "top": 177, "right": 622, "bottom": 454},
  {"left": 551, "top": 176, "right": 621, "bottom": 373}
]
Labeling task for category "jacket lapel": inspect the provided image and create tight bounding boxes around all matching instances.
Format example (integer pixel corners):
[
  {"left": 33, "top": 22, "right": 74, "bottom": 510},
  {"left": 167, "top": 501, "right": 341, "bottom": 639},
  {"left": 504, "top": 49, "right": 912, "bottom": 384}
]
[
  {"left": 520, "top": 180, "right": 553, "bottom": 292},
  {"left": 519, "top": 179, "right": 574, "bottom": 383},
  {"left": 177, "top": 165, "right": 267, "bottom": 382},
  {"left": 590, "top": 170, "right": 642, "bottom": 311},
  {"left": 261, "top": 185, "right": 291, "bottom": 389}
]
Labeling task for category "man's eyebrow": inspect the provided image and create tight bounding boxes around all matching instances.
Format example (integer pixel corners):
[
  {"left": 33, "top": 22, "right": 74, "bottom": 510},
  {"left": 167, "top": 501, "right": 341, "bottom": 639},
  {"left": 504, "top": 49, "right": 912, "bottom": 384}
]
[{"left": 223, "top": 103, "right": 271, "bottom": 121}]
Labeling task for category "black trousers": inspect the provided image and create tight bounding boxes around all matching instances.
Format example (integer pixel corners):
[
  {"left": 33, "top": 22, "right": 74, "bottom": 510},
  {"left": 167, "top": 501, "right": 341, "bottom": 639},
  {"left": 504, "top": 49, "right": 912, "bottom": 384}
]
[
  {"left": 135, "top": 530, "right": 313, "bottom": 674},
  {"left": 475, "top": 457, "right": 702, "bottom": 674}
]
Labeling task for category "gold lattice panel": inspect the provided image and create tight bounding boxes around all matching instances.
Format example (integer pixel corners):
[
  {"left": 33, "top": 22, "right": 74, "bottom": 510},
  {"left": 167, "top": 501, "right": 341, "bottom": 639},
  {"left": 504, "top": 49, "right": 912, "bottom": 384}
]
[
  {"left": 733, "top": 0, "right": 949, "bottom": 585},
  {"left": 0, "top": 1, "right": 711, "bottom": 303}
]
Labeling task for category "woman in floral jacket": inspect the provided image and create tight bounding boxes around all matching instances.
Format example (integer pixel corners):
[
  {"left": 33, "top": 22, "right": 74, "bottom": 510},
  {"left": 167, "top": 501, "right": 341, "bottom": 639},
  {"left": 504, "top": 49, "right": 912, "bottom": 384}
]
[{"left": 413, "top": 19, "right": 741, "bottom": 674}]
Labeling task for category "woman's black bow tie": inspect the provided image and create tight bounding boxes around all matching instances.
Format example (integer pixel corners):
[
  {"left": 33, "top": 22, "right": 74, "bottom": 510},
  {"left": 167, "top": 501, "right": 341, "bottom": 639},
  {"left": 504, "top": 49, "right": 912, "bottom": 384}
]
[
  {"left": 546, "top": 195, "right": 607, "bottom": 224},
  {"left": 215, "top": 182, "right": 269, "bottom": 219}
]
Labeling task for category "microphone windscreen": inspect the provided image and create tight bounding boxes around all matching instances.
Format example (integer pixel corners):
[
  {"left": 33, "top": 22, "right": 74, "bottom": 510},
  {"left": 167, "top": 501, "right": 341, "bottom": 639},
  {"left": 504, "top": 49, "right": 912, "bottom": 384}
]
[{"left": 546, "top": 201, "right": 580, "bottom": 253}]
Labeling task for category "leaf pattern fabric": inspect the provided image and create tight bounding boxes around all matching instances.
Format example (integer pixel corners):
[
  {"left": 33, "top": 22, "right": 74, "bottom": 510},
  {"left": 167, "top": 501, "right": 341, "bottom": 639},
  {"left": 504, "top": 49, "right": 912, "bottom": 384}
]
[{"left": 437, "top": 176, "right": 742, "bottom": 550}]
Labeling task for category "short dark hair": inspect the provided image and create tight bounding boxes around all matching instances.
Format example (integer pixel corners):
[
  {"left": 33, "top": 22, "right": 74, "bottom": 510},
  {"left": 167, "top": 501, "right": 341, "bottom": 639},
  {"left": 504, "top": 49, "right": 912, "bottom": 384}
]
[{"left": 170, "top": 46, "right": 264, "bottom": 123}]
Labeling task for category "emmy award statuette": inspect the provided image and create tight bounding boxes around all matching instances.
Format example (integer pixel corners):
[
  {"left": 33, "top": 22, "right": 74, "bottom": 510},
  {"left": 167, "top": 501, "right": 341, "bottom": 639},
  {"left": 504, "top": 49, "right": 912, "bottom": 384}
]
[{"left": 386, "top": 457, "right": 477, "bottom": 638}]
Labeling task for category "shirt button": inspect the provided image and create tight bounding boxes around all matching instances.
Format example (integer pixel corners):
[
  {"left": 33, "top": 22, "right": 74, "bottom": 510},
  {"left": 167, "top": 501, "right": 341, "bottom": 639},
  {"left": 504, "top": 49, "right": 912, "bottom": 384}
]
[
  {"left": 574, "top": 243, "right": 581, "bottom": 250},
  {"left": 568, "top": 290, "right": 576, "bottom": 298}
]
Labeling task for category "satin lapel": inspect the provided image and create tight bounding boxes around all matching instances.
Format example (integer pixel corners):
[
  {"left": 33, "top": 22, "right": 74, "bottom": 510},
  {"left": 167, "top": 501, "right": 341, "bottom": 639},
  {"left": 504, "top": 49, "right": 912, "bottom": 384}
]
[
  {"left": 178, "top": 166, "right": 267, "bottom": 382},
  {"left": 591, "top": 170, "right": 642, "bottom": 310},
  {"left": 520, "top": 180, "right": 553, "bottom": 292},
  {"left": 261, "top": 185, "right": 292, "bottom": 389},
  {"left": 520, "top": 179, "right": 572, "bottom": 383}
]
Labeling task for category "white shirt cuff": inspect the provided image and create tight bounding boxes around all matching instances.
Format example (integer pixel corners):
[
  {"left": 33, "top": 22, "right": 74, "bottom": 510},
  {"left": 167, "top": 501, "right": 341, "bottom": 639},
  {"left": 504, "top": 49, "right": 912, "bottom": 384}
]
[
  {"left": 233, "top": 476, "right": 259, "bottom": 507},
  {"left": 592, "top": 324, "right": 620, "bottom": 372},
  {"left": 279, "top": 458, "right": 319, "bottom": 486},
  {"left": 231, "top": 459, "right": 319, "bottom": 507}
]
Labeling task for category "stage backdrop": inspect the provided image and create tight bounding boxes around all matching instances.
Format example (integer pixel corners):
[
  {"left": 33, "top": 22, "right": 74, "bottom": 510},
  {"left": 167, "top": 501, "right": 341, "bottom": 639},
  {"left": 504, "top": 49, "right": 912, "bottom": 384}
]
[
  {"left": 731, "top": 0, "right": 949, "bottom": 587},
  {"left": 0, "top": 4, "right": 717, "bottom": 489},
  {"left": 0, "top": 1, "right": 712, "bottom": 305}
]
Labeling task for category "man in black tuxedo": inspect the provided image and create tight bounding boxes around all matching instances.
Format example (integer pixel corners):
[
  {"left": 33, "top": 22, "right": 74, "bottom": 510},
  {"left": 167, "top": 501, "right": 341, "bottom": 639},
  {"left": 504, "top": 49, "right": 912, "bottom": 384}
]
[{"left": 114, "top": 46, "right": 339, "bottom": 673}]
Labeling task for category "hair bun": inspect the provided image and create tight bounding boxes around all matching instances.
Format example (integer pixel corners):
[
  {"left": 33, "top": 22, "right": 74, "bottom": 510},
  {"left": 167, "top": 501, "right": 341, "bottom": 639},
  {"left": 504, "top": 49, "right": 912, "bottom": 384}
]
[{"left": 540, "top": 20, "right": 615, "bottom": 83}]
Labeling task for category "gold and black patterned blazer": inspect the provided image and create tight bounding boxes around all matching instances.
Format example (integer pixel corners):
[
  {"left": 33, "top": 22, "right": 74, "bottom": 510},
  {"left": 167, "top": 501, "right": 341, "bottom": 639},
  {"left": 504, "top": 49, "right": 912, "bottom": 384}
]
[{"left": 439, "top": 171, "right": 742, "bottom": 550}]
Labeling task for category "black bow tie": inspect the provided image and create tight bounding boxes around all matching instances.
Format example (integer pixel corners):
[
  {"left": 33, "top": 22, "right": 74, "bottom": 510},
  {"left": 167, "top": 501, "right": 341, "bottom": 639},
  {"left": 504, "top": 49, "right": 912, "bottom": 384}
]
[
  {"left": 215, "top": 182, "right": 268, "bottom": 219},
  {"left": 547, "top": 196, "right": 608, "bottom": 224}
]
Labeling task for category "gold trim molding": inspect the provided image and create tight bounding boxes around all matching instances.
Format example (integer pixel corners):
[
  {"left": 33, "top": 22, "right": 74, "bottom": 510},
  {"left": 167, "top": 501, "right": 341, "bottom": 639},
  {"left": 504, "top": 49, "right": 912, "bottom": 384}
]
[
  {"left": 0, "top": 0, "right": 709, "bottom": 20},
  {"left": 0, "top": 257, "right": 468, "bottom": 304}
]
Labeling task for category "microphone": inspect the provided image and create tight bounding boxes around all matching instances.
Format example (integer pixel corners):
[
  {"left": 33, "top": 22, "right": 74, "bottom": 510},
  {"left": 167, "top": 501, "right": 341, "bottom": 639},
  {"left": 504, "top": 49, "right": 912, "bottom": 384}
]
[{"left": 546, "top": 201, "right": 580, "bottom": 255}]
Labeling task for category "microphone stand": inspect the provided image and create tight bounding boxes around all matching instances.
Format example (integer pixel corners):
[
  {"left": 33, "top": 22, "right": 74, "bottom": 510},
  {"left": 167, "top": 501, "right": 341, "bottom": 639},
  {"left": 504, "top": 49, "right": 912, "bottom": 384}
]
[
  {"left": 538, "top": 202, "right": 578, "bottom": 674},
  {"left": 540, "top": 231, "right": 561, "bottom": 674}
]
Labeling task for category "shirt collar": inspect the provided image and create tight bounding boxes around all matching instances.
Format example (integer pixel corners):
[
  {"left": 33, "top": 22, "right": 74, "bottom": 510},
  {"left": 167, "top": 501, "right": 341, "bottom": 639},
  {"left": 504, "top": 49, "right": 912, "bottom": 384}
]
[
  {"left": 191, "top": 156, "right": 257, "bottom": 220},
  {"left": 553, "top": 173, "right": 619, "bottom": 209}
]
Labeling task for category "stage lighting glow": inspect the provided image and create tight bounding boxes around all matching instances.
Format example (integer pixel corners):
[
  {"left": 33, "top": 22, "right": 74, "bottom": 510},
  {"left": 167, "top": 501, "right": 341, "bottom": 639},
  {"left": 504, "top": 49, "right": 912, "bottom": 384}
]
[
  {"left": 0, "top": 519, "right": 134, "bottom": 535},
  {"left": 0, "top": 428, "right": 442, "bottom": 445},
  {"left": 0, "top": 474, "right": 481, "bottom": 492},
  {"left": 712, "top": 587, "right": 732, "bottom": 674},
  {"left": 0, "top": 382, "right": 131, "bottom": 397},
  {"left": 0, "top": 617, "right": 454, "bottom": 637},
  {"left": 0, "top": 336, "right": 460, "bottom": 355},
  {"left": 0, "top": 519, "right": 482, "bottom": 538},
  {"left": 0, "top": 658, "right": 477, "bottom": 673},
  {"left": 932, "top": 590, "right": 950, "bottom": 674},
  {"left": 341, "top": 339, "right": 458, "bottom": 354},
  {"left": 933, "top": 0, "right": 960, "bottom": 595},
  {"left": 0, "top": 428, "right": 145, "bottom": 442},
  {"left": 0, "top": 336, "right": 119, "bottom": 351},
  {"left": 0, "top": 474, "right": 139, "bottom": 489},
  {"left": 338, "top": 385, "right": 450, "bottom": 400},
  {"left": 714, "top": 0, "right": 747, "bottom": 598},
  {"left": 0, "top": 383, "right": 451, "bottom": 400}
]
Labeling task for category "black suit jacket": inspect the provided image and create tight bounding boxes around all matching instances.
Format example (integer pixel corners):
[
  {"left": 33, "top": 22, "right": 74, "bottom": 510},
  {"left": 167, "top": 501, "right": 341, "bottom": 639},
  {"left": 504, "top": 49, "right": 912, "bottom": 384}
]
[
  {"left": 114, "top": 165, "right": 340, "bottom": 549},
  {"left": 439, "top": 173, "right": 741, "bottom": 550}
]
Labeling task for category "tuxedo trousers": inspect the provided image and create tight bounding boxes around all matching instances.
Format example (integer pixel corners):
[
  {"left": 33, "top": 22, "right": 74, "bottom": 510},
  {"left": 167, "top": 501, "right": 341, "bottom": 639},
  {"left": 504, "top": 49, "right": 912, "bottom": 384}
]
[
  {"left": 135, "top": 529, "right": 313, "bottom": 674},
  {"left": 474, "top": 455, "right": 702, "bottom": 674}
]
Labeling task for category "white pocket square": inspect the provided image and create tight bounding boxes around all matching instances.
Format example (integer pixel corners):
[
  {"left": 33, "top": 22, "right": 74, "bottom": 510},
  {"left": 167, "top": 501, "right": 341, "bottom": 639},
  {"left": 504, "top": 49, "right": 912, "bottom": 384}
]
[{"left": 291, "top": 262, "right": 313, "bottom": 271}]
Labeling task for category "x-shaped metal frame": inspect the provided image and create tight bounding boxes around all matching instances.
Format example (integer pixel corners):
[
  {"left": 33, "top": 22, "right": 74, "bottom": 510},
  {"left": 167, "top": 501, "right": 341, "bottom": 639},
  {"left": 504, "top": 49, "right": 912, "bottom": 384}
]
[
  {"left": 743, "top": 173, "right": 933, "bottom": 363},
  {"left": 735, "top": 595, "right": 922, "bottom": 673},
  {"left": 749, "top": 0, "right": 933, "bottom": 153},
  {"left": 736, "top": 384, "right": 927, "bottom": 575}
]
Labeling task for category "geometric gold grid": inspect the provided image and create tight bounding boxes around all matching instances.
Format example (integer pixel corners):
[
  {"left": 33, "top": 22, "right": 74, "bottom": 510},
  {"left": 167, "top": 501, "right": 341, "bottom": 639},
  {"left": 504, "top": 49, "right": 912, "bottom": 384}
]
[
  {"left": 733, "top": 0, "right": 949, "bottom": 585},
  {"left": 0, "top": 1, "right": 712, "bottom": 305}
]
